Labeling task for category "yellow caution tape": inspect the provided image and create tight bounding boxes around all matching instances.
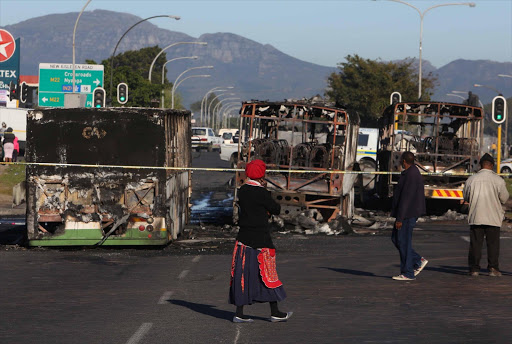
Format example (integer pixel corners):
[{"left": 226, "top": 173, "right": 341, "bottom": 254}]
[{"left": 2, "top": 161, "right": 510, "bottom": 177}]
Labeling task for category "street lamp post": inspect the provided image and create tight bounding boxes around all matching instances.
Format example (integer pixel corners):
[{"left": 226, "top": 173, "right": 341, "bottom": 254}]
[
  {"left": 212, "top": 98, "right": 241, "bottom": 131},
  {"left": 109, "top": 15, "right": 180, "bottom": 102},
  {"left": 72, "top": 0, "right": 92, "bottom": 97},
  {"left": 170, "top": 74, "right": 211, "bottom": 109},
  {"left": 171, "top": 65, "right": 214, "bottom": 109},
  {"left": 207, "top": 93, "right": 235, "bottom": 128},
  {"left": 148, "top": 42, "right": 207, "bottom": 82},
  {"left": 498, "top": 74, "right": 512, "bottom": 78},
  {"left": 200, "top": 86, "right": 234, "bottom": 125},
  {"left": 378, "top": 0, "right": 475, "bottom": 100},
  {"left": 219, "top": 103, "right": 241, "bottom": 128},
  {"left": 160, "top": 56, "right": 198, "bottom": 109}
]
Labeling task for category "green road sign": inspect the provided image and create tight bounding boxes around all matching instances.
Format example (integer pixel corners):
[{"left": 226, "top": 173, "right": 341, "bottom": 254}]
[
  {"left": 38, "top": 92, "right": 94, "bottom": 107},
  {"left": 38, "top": 63, "right": 104, "bottom": 108}
]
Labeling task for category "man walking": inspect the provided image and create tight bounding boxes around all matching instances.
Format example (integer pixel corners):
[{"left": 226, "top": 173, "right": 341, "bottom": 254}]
[
  {"left": 391, "top": 151, "right": 428, "bottom": 281},
  {"left": 463, "top": 153, "right": 509, "bottom": 277}
]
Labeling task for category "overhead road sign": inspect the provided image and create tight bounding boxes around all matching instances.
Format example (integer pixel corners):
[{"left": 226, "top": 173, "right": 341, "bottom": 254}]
[{"left": 38, "top": 63, "right": 104, "bottom": 108}]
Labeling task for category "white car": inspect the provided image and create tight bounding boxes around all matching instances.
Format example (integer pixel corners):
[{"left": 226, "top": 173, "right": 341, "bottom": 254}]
[
  {"left": 191, "top": 127, "right": 222, "bottom": 152},
  {"left": 500, "top": 158, "right": 512, "bottom": 174}
]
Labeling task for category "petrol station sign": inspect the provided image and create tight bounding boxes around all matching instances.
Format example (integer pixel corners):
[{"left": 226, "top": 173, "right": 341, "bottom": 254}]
[{"left": 0, "top": 29, "right": 20, "bottom": 95}]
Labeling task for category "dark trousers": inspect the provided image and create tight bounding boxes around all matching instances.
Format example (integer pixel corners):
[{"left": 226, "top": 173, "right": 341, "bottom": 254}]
[
  {"left": 391, "top": 217, "right": 422, "bottom": 278},
  {"left": 468, "top": 225, "right": 500, "bottom": 272}
]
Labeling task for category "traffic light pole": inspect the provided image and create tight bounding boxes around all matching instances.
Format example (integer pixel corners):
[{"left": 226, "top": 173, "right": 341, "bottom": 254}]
[{"left": 497, "top": 125, "right": 502, "bottom": 173}]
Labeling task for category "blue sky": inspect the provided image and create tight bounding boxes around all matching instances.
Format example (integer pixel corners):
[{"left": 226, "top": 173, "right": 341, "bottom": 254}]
[{"left": 0, "top": 0, "right": 510, "bottom": 68}]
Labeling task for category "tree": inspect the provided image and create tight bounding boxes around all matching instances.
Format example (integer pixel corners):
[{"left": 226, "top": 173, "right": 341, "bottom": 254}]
[
  {"left": 325, "top": 55, "right": 436, "bottom": 126},
  {"left": 88, "top": 46, "right": 171, "bottom": 108}
]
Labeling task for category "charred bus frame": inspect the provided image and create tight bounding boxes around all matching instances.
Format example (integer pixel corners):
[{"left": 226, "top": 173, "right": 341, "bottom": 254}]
[
  {"left": 377, "top": 101, "right": 484, "bottom": 200},
  {"left": 234, "top": 101, "right": 360, "bottom": 222}
]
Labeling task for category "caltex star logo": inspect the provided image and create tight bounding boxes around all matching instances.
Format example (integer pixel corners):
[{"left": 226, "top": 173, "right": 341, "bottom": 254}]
[{"left": 0, "top": 29, "right": 16, "bottom": 63}]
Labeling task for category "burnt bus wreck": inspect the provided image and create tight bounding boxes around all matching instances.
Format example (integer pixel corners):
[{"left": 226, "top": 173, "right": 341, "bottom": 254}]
[
  {"left": 377, "top": 101, "right": 484, "bottom": 201},
  {"left": 25, "top": 107, "right": 191, "bottom": 246},
  {"left": 234, "top": 101, "right": 360, "bottom": 222}
]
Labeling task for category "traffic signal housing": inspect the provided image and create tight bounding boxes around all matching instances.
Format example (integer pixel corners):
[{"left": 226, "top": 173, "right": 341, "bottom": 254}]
[
  {"left": 9, "top": 81, "right": 19, "bottom": 101},
  {"left": 390, "top": 92, "right": 401, "bottom": 105},
  {"left": 117, "top": 83, "right": 128, "bottom": 105},
  {"left": 93, "top": 87, "right": 106, "bottom": 108},
  {"left": 492, "top": 96, "right": 507, "bottom": 124},
  {"left": 20, "top": 82, "right": 29, "bottom": 103}
]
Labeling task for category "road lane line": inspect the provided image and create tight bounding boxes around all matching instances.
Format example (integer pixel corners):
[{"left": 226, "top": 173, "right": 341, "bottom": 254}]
[
  {"left": 178, "top": 270, "right": 190, "bottom": 280},
  {"left": 126, "top": 323, "right": 152, "bottom": 344},
  {"left": 158, "top": 291, "right": 174, "bottom": 305},
  {"left": 234, "top": 326, "right": 241, "bottom": 344},
  {"left": 192, "top": 255, "right": 201, "bottom": 263}
]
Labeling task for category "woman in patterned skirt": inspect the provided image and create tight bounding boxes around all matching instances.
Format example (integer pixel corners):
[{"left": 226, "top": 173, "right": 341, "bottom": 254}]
[{"left": 229, "top": 159, "right": 292, "bottom": 323}]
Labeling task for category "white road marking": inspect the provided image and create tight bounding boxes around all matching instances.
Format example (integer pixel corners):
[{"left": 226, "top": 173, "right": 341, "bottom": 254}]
[
  {"left": 158, "top": 291, "right": 174, "bottom": 305},
  {"left": 461, "top": 236, "right": 512, "bottom": 242},
  {"left": 234, "top": 326, "right": 241, "bottom": 344},
  {"left": 125, "top": 323, "right": 152, "bottom": 344},
  {"left": 178, "top": 269, "right": 190, "bottom": 280},
  {"left": 192, "top": 255, "right": 201, "bottom": 263}
]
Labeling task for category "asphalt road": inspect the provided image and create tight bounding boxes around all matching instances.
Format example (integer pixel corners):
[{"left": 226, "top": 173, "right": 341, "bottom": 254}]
[{"left": 2, "top": 221, "right": 512, "bottom": 344}]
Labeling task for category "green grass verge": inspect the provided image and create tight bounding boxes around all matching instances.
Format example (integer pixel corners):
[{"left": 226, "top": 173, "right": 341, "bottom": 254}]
[{"left": 0, "top": 164, "right": 26, "bottom": 195}]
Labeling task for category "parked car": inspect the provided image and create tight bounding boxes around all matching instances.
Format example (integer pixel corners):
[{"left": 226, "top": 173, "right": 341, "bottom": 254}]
[
  {"left": 218, "top": 129, "right": 238, "bottom": 143},
  {"left": 500, "top": 158, "right": 512, "bottom": 174},
  {"left": 191, "top": 127, "right": 222, "bottom": 152}
]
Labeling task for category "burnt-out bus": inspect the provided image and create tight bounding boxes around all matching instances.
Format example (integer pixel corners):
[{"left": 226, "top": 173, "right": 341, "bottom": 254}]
[
  {"left": 377, "top": 101, "right": 484, "bottom": 201},
  {"left": 25, "top": 107, "right": 191, "bottom": 246},
  {"left": 233, "top": 100, "right": 360, "bottom": 222}
]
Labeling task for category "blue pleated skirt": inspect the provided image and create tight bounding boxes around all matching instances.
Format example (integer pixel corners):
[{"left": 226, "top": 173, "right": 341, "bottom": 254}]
[{"left": 229, "top": 243, "right": 287, "bottom": 306}]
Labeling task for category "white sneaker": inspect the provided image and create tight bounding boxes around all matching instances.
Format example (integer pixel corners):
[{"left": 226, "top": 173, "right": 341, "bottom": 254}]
[
  {"left": 414, "top": 258, "right": 428, "bottom": 276},
  {"left": 392, "top": 274, "right": 415, "bottom": 281},
  {"left": 270, "top": 312, "right": 293, "bottom": 322},
  {"left": 233, "top": 316, "right": 254, "bottom": 323}
]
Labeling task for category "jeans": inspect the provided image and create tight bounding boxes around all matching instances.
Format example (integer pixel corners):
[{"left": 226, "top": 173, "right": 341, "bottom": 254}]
[
  {"left": 391, "top": 217, "right": 422, "bottom": 278},
  {"left": 468, "top": 225, "right": 500, "bottom": 272}
]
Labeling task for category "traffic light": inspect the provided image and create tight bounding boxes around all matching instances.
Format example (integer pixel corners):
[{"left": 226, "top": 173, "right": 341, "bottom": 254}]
[
  {"left": 9, "top": 81, "right": 19, "bottom": 101},
  {"left": 390, "top": 92, "right": 401, "bottom": 105},
  {"left": 117, "top": 83, "right": 128, "bottom": 105},
  {"left": 20, "top": 82, "right": 29, "bottom": 103},
  {"left": 492, "top": 96, "right": 507, "bottom": 124},
  {"left": 93, "top": 87, "right": 106, "bottom": 108}
]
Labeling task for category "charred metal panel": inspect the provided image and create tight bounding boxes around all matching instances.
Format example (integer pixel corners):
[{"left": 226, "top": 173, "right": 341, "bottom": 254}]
[{"left": 25, "top": 108, "right": 191, "bottom": 244}]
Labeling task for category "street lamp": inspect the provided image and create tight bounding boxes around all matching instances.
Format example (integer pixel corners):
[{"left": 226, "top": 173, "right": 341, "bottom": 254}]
[
  {"left": 219, "top": 102, "right": 241, "bottom": 128},
  {"left": 223, "top": 105, "right": 241, "bottom": 128},
  {"left": 474, "top": 84, "right": 502, "bottom": 95},
  {"left": 376, "top": 0, "right": 476, "bottom": 100},
  {"left": 207, "top": 93, "right": 236, "bottom": 127},
  {"left": 201, "top": 86, "right": 234, "bottom": 125},
  {"left": 160, "top": 56, "right": 198, "bottom": 109},
  {"left": 498, "top": 74, "right": 512, "bottom": 78},
  {"left": 148, "top": 42, "right": 207, "bottom": 82},
  {"left": 171, "top": 65, "right": 214, "bottom": 109},
  {"left": 446, "top": 93, "right": 466, "bottom": 102},
  {"left": 212, "top": 98, "right": 241, "bottom": 130},
  {"left": 109, "top": 14, "right": 181, "bottom": 102},
  {"left": 170, "top": 74, "right": 211, "bottom": 109},
  {"left": 72, "top": 0, "right": 92, "bottom": 96}
]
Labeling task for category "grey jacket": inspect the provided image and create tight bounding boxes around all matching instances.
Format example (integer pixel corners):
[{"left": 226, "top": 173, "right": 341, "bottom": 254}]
[{"left": 463, "top": 169, "right": 509, "bottom": 227}]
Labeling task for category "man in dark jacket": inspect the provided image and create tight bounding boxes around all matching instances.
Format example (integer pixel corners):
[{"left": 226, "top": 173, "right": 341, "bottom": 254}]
[{"left": 391, "top": 151, "right": 428, "bottom": 281}]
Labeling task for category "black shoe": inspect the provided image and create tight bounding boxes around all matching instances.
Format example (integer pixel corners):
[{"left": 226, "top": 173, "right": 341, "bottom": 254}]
[{"left": 270, "top": 312, "right": 293, "bottom": 322}]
